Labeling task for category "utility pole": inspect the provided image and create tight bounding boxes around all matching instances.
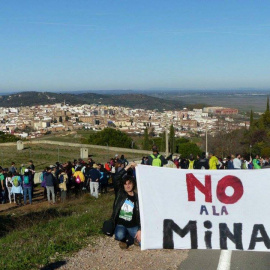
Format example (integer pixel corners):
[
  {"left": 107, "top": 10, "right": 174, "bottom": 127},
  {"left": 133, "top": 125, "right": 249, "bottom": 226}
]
[
  {"left": 165, "top": 114, "right": 169, "bottom": 157},
  {"left": 206, "top": 128, "right": 208, "bottom": 157}
]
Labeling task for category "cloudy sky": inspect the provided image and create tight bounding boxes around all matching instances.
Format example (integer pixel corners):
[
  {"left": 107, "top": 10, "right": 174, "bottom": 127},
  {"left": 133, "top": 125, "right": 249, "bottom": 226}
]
[{"left": 1, "top": 0, "right": 270, "bottom": 92}]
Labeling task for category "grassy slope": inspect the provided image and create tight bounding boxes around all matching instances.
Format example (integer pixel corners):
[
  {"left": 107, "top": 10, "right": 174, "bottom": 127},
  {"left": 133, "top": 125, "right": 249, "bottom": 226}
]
[
  {"left": 0, "top": 143, "right": 143, "bottom": 170},
  {"left": 0, "top": 192, "right": 114, "bottom": 269}
]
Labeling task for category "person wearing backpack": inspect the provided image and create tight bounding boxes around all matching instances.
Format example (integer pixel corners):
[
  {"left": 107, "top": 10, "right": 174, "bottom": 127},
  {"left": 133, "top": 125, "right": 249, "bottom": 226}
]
[
  {"left": 23, "top": 169, "right": 33, "bottom": 205},
  {"left": 40, "top": 168, "right": 47, "bottom": 200},
  {"left": 99, "top": 164, "right": 109, "bottom": 194},
  {"left": 11, "top": 173, "right": 23, "bottom": 206},
  {"left": 0, "top": 169, "right": 6, "bottom": 204},
  {"left": 73, "top": 167, "right": 85, "bottom": 197},
  {"left": 147, "top": 145, "right": 167, "bottom": 167},
  {"left": 6, "top": 172, "right": 15, "bottom": 204},
  {"left": 58, "top": 169, "right": 68, "bottom": 202}
]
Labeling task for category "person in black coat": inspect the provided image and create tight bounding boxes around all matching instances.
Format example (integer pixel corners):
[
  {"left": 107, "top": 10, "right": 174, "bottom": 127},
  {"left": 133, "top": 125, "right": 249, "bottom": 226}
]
[{"left": 111, "top": 162, "right": 141, "bottom": 249}]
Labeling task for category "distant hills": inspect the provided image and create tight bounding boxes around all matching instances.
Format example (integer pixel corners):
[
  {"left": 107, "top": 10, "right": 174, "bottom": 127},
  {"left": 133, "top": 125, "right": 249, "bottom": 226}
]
[{"left": 0, "top": 91, "right": 184, "bottom": 111}]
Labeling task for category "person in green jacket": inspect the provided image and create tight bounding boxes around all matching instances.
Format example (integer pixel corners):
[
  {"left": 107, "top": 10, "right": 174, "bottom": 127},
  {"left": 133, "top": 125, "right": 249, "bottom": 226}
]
[
  {"left": 253, "top": 155, "right": 261, "bottom": 169},
  {"left": 209, "top": 153, "right": 219, "bottom": 170}
]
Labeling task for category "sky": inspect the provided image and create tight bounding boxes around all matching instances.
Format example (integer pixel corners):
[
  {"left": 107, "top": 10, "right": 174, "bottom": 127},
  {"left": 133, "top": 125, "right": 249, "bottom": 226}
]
[{"left": 0, "top": 0, "right": 270, "bottom": 92}]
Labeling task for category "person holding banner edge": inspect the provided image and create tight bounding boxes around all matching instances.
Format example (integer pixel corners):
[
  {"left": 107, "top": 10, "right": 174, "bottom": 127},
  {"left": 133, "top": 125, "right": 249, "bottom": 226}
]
[{"left": 110, "top": 162, "right": 141, "bottom": 249}]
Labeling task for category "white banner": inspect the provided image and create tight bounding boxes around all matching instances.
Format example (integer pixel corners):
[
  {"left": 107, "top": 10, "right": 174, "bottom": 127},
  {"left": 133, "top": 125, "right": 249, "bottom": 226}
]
[{"left": 136, "top": 165, "right": 270, "bottom": 251}]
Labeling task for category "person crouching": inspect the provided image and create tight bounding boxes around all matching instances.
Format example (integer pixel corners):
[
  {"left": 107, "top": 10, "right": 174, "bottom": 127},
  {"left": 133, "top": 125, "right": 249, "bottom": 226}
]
[{"left": 111, "top": 174, "right": 141, "bottom": 249}]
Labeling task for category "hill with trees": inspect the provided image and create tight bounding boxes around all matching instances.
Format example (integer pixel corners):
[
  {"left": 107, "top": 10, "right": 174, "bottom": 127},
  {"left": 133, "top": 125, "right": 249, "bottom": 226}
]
[{"left": 0, "top": 91, "right": 184, "bottom": 111}]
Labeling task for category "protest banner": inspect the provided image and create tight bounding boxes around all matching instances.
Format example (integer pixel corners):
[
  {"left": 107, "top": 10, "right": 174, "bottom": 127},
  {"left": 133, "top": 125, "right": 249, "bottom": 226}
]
[{"left": 136, "top": 165, "right": 270, "bottom": 251}]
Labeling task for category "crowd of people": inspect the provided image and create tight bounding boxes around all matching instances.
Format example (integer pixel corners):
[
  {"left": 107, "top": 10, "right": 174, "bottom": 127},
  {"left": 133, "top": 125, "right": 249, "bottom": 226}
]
[
  {"left": 0, "top": 160, "right": 35, "bottom": 206},
  {"left": 1, "top": 146, "right": 269, "bottom": 250},
  {"left": 0, "top": 154, "right": 134, "bottom": 206},
  {"left": 170, "top": 152, "right": 268, "bottom": 170}
]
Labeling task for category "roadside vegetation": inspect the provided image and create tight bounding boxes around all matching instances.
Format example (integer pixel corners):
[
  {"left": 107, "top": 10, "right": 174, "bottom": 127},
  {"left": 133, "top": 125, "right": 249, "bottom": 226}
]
[{"left": 0, "top": 191, "right": 114, "bottom": 270}]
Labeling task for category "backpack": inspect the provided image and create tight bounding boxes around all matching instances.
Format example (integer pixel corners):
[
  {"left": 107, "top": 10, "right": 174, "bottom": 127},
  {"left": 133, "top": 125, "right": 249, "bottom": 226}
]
[
  {"left": 24, "top": 175, "right": 29, "bottom": 185},
  {"left": 188, "top": 160, "right": 195, "bottom": 169},
  {"left": 7, "top": 179, "right": 12, "bottom": 187},
  {"left": 75, "top": 175, "right": 81, "bottom": 184},
  {"left": 13, "top": 176, "right": 20, "bottom": 187},
  {"left": 39, "top": 172, "right": 44, "bottom": 183},
  {"left": 59, "top": 174, "right": 64, "bottom": 184},
  {"left": 20, "top": 166, "right": 26, "bottom": 175},
  {"left": 151, "top": 154, "right": 162, "bottom": 167}
]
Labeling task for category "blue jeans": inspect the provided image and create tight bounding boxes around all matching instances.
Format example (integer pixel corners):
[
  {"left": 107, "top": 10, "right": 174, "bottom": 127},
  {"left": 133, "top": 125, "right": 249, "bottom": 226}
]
[
  {"left": 24, "top": 187, "right": 32, "bottom": 204},
  {"left": 1, "top": 190, "right": 5, "bottom": 204},
  {"left": 115, "top": 224, "right": 139, "bottom": 245}
]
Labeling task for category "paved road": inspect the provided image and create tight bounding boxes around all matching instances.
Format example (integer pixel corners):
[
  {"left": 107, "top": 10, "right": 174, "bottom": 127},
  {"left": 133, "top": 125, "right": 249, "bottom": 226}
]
[{"left": 178, "top": 250, "right": 270, "bottom": 270}]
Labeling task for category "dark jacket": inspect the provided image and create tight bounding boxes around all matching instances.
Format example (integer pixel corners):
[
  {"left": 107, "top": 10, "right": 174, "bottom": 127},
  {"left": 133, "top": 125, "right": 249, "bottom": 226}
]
[
  {"left": 89, "top": 168, "right": 101, "bottom": 182},
  {"left": 111, "top": 169, "right": 140, "bottom": 230},
  {"left": 44, "top": 172, "right": 56, "bottom": 187},
  {"left": 111, "top": 189, "right": 141, "bottom": 230},
  {"left": 195, "top": 158, "right": 209, "bottom": 170}
]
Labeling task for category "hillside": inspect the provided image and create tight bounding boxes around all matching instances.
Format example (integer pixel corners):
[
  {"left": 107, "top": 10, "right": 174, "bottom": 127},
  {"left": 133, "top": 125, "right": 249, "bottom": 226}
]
[{"left": 0, "top": 91, "right": 184, "bottom": 110}]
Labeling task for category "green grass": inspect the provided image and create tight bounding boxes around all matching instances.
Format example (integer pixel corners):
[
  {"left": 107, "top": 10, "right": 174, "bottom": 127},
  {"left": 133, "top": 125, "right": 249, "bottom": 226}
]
[
  {"left": 0, "top": 143, "right": 144, "bottom": 171},
  {"left": 0, "top": 192, "right": 114, "bottom": 270}
]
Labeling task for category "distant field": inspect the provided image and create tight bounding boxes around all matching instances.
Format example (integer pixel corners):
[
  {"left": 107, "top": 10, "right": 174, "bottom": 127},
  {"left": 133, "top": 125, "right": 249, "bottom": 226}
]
[{"left": 149, "top": 90, "right": 270, "bottom": 112}]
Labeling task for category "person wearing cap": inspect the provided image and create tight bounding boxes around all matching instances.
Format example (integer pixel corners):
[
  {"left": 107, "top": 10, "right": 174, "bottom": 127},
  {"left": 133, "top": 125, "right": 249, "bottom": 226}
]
[{"left": 147, "top": 145, "right": 167, "bottom": 167}]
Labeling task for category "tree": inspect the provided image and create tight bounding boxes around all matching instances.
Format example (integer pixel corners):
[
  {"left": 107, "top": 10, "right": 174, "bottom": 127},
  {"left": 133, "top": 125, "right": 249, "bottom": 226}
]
[
  {"left": 0, "top": 132, "right": 19, "bottom": 143},
  {"left": 177, "top": 142, "right": 202, "bottom": 158},
  {"left": 87, "top": 128, "right": 133, "bottom": 148},
  {"left": 142, "top": 128, "right": 150, "bottom": 150},
  {"left": 250, "top": 110, "right": 254, "bottom": 128},
  {"left": 169, "top": 124, "right": 175, "bottom": 153}
]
